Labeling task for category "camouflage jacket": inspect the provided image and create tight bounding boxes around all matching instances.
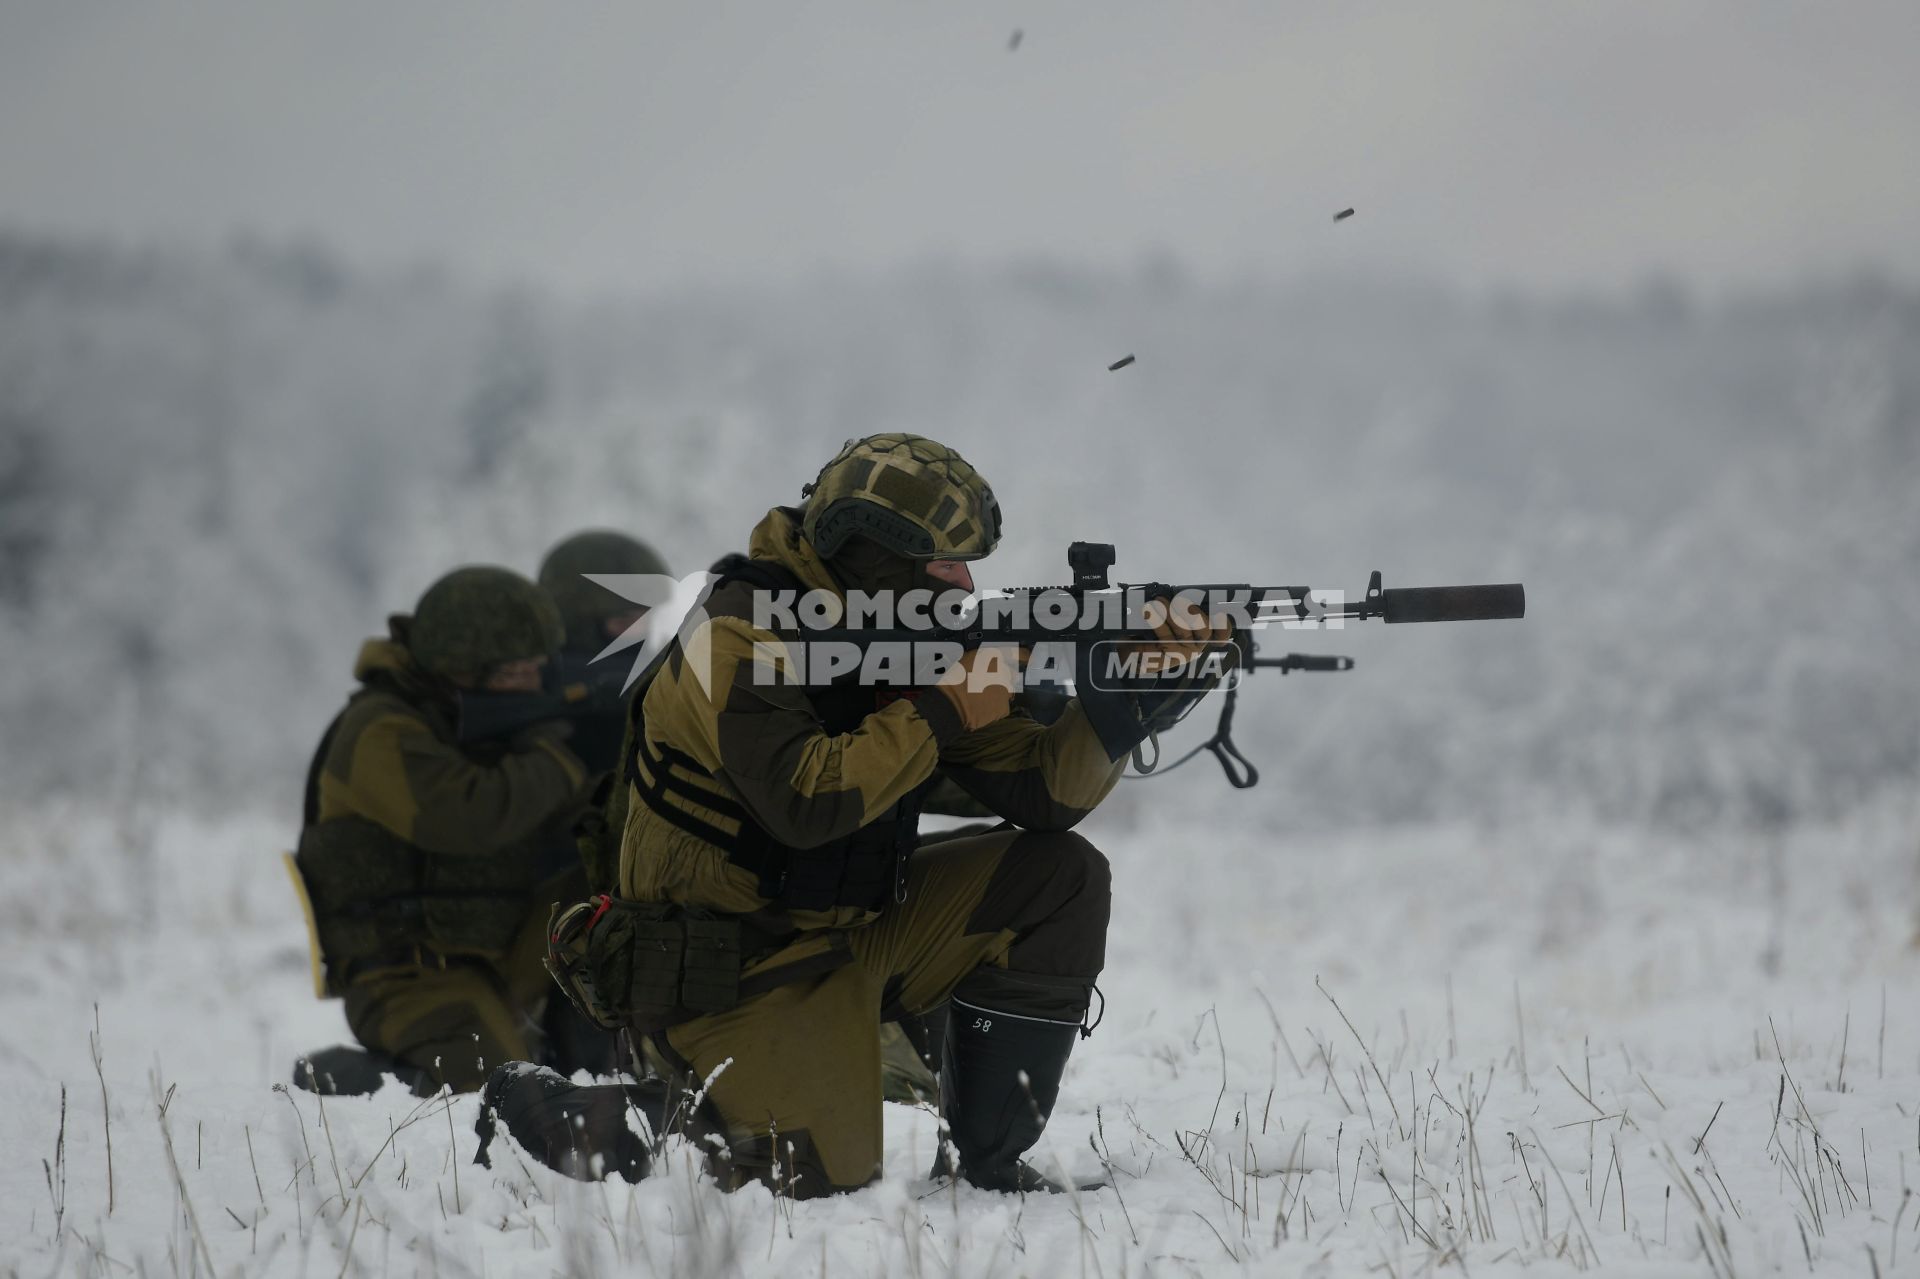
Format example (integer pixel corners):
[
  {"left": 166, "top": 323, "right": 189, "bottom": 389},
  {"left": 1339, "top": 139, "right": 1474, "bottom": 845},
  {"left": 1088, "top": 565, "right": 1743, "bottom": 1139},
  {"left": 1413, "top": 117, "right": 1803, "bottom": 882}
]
[
  {"left": 296, "top": 636, "right": 590, "bottom": 986},
  {"left": 616, "top": 507, "right": 1123, "bottom": 937}
]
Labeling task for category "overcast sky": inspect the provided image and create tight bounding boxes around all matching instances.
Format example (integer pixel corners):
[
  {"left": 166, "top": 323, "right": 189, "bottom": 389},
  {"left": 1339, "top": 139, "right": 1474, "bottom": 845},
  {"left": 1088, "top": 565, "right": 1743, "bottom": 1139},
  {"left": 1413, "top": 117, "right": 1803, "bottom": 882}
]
[{"left": 3, "top": 2, "right": 1916, "bottom": 297}]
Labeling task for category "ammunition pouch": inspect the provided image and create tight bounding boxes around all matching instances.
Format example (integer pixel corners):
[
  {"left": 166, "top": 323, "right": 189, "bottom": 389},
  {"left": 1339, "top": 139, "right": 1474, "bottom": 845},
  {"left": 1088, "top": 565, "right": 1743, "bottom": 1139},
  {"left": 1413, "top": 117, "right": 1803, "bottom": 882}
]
[{"left": 547, "top": 896, "right": 751, "bottom": 1035}]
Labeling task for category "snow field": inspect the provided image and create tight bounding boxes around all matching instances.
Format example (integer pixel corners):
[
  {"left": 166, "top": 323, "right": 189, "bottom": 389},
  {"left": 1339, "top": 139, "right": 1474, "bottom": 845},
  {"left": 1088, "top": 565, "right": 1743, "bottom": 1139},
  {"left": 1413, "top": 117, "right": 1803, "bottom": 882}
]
[{"left": 1, "top": 796, "right": 1917, "bottom": 1277}]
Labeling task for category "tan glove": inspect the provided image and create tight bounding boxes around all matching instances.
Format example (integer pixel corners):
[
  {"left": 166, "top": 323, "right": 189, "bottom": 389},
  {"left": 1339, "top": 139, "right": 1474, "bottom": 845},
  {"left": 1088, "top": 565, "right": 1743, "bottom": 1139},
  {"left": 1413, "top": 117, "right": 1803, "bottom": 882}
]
[
  {"left": 931, "top": 645, "right": 1019, "bottom": 732},
  {"left": 1141, "top": 593, "right": 1236, "bottom": 664}
]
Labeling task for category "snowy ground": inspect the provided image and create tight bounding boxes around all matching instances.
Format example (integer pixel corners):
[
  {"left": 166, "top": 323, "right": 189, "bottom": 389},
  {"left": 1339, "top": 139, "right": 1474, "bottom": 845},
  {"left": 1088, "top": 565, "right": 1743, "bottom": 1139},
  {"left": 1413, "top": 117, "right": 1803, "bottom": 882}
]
[{"left": 2, "top": 795, "right": 1918, "bottom": 1278}]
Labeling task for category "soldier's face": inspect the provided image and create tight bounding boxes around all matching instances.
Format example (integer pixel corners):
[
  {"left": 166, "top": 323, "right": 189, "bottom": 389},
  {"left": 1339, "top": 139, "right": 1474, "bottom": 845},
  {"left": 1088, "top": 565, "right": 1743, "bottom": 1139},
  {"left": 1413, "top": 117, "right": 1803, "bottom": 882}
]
[
  {"left": 482, "top": 656, "right": 547, "bottom": 693},
  {"left": 924, "top": 559, "right": 974, "bottom": 592}
]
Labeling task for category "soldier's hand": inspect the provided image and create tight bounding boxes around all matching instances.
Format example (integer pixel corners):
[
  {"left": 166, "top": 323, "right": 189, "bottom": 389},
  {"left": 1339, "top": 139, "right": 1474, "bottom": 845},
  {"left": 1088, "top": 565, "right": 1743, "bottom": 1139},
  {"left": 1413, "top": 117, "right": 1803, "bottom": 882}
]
[
  {"left": 932, "top": 645, "right": 1017, "bottom": 732},
  {"left": 1143, "top": 593, "right": 1235, "bottom": 663}
]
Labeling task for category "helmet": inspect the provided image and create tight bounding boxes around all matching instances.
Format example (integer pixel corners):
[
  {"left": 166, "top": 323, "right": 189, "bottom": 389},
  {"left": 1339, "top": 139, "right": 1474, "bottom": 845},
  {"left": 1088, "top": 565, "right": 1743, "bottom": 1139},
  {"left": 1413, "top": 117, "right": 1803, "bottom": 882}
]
[
  {"left": 407, "top": 565, "right": 563, "bottom": 679},
  {"left": 801, "top": 434, "right": 1001, "bottom": 562},
  {"left": 538, "top": 530, "right": 671, "bottom": 650}
]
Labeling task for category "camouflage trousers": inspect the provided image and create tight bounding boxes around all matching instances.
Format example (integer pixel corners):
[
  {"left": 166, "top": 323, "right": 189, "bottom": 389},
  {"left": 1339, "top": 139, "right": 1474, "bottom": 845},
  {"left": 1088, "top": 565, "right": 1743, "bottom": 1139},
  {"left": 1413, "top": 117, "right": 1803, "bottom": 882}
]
[
  {"left": 644, "top": 827, "right": 1110, "bottom": 1197},
  {"left": 344, "top": 877, "right": 621, "bottom": 1092}
]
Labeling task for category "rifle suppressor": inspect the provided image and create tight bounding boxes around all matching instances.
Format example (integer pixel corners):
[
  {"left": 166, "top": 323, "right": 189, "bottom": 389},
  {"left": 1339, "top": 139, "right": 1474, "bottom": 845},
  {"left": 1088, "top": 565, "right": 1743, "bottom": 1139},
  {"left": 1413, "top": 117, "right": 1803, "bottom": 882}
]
[{"left": 1379, "top": 583, "right": 1524, "bottom": 624}]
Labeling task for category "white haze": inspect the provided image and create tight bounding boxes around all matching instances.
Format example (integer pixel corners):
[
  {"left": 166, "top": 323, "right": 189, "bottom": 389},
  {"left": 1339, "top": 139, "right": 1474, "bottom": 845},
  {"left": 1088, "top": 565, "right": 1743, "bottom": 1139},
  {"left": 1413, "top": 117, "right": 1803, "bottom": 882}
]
[{"left": 1, "top": 233, "right": 1915, "bottom": 834}]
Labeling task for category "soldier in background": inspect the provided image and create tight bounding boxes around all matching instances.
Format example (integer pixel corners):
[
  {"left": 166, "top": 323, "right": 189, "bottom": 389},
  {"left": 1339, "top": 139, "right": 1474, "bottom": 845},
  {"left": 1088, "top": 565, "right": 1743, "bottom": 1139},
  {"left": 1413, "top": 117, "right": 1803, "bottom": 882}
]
[
  {"left": 532, "top": 530, "right": 676, "bottom": 1075},
  {"left": 290, "top": 567, "right": 594, "bottom": 1094},
  {"left": 536, "top": 530, "right": 672, "bottom": 776}
]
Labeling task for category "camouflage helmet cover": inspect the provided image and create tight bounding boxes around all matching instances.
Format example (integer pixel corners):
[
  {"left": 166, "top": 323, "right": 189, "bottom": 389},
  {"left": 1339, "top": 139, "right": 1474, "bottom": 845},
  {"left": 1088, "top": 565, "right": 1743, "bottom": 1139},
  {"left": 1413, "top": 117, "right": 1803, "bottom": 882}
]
[
  {"left": 800, "top": 433, "right": 1002, "bottom": 561},
  {"left": 407, "top": 565, "right": 563, "bottom": 678},
  {"left": 538, "top": 530, "right": 670, "bottom": 650}
]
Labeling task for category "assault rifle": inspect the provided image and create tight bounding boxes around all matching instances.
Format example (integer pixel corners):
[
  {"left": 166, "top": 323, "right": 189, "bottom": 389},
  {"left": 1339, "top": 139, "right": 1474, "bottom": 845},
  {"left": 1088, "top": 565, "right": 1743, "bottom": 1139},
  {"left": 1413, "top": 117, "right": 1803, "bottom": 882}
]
[
  {"left": 786, "top": 541, "right": 1524, "bottom": 777},
  {"left": 453, "top": 651, "right": 633, "bottom": 744}
]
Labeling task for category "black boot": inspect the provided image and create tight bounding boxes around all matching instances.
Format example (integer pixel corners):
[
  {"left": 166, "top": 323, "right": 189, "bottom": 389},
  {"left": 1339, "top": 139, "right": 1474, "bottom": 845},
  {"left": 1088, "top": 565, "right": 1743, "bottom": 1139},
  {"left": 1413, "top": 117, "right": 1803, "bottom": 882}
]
[
  {"left": 293, "top": 1046, "right": 435, "bottom": 1098},
  {"left": 474, "top": 1062, "right": 663, "bottom": 1182},
  {"left": 932, "top": 1000, "right": 1100, "bottom": 1193}
]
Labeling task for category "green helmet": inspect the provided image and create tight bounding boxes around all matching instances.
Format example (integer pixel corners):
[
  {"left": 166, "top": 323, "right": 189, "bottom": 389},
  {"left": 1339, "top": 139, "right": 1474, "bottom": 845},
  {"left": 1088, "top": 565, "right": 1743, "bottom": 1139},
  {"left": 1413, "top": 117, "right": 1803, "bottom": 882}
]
[
  {"left": 800, "top": 433, "right": 1001, "bottom": 561},
  {"left": 538, "top": 530, "right": 671, "bottom": 651},
  {"left": 407, "top": 565, "right": 563, "bottom": 679}
]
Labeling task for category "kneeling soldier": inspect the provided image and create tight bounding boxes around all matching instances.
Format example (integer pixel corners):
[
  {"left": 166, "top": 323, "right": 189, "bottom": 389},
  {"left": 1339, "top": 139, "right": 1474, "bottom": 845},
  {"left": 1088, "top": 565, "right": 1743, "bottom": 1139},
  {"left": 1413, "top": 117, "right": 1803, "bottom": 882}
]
[
  {"left": 293, "top": 567, "right": 593, "bottom": 1094},
  {"left": 483, "top": 435, "right": 1228, "bottom": 1195}
]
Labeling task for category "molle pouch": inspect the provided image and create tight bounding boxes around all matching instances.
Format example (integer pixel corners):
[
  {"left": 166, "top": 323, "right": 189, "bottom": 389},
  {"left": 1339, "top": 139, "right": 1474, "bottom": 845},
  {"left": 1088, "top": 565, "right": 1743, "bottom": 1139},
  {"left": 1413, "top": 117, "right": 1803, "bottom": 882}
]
[
  {"left": 678, "top": 916, "right": 743, "bottom": 1014},
  {"left": 565, "top": 898, "right": 748, "bottom": 1032},
  {"left": 589, "top": 901, "right": 685, "bottom": 1031},
  {"left": 545, "top": 898, "right": 623, "bottom": 1031}
]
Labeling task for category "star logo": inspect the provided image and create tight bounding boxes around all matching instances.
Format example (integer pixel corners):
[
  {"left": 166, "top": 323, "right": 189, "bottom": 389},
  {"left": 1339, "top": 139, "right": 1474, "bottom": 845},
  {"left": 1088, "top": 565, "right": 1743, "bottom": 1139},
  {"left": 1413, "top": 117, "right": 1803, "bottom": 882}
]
[{"left": 581, "top": 570, "right": 721, "bottom": 694}]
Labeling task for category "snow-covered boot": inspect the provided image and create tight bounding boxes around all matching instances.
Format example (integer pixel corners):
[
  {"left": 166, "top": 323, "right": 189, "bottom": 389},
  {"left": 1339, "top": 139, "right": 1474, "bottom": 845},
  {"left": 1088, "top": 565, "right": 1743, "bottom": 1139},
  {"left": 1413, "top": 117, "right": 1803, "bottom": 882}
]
[
  {"left": 292, "top": 1045, "right": 434, "bottom": 1097},
  {"left": 474, "top": 1061, "right": 662, "bottom": 1182},
  {"left": 931, "top": 1000, "right": 1101, "bottom": 1193}
]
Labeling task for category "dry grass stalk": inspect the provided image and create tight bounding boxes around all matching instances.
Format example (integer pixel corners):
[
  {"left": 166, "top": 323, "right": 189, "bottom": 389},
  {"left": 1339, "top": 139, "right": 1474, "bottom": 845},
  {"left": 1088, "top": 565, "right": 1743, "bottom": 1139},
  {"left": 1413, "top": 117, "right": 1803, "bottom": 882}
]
[
  {"left": 1317, "top": 977, "right": 1404, "bottom": 1134},
  {"left": 154, "top": 1077, "right": 215, "bottom": 1277},
  {"left": 90, "top": 1004, "right": 114, "bottom": 1215},
  {"left": 42, "top": 1084, "right": 68, "bottom": 1241}
]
